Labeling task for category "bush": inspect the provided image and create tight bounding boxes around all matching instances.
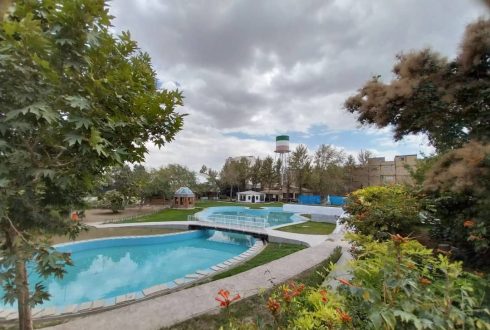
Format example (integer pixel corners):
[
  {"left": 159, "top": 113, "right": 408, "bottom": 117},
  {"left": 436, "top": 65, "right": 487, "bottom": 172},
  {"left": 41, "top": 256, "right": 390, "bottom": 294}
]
[
  {"left": 340, "top": 234, "right": 490, "bottom": 329},
  {"left": 100, "top": 190, "right": 125, "bottom": 213},
  {"left": 342, "top": 185, "right": 421, "bottom": 239}
]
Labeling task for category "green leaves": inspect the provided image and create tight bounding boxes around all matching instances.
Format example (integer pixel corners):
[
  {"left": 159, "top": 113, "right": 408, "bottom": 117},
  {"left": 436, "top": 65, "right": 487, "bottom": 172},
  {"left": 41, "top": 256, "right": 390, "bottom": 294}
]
[
  {"left": 64, "top": 96, "right": 90, "bottom": 110},
  {"left": 0, "top": 0, "right": 184, "bottom": 319},
  {"left": 64, "top": 133, "right": 83, "bottom": 146}
]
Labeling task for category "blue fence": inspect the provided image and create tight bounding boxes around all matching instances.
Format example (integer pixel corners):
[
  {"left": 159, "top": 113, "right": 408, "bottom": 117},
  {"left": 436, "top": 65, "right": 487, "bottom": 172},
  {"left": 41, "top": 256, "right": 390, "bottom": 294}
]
[
  {"left": 298, "top": 195, "right": 321, "bottom": 205},
  {"left": 329, "top": 195, "right": 346, "bottom": 206},
  {"left": 298, "top": 195, "right": 347, "bottom": 206}
]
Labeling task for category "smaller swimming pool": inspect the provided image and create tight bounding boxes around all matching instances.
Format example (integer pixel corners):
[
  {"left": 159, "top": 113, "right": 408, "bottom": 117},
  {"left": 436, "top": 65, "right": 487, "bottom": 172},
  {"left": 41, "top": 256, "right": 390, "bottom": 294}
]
[{"left": 196, "top": 206, "right": 304, "bottom": 228}]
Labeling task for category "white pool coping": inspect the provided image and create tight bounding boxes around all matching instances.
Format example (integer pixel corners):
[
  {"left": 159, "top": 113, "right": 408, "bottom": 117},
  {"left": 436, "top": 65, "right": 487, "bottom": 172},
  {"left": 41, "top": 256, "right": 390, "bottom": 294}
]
[{"left": 0, "top": 233, "right": 266, "bottom": 322}]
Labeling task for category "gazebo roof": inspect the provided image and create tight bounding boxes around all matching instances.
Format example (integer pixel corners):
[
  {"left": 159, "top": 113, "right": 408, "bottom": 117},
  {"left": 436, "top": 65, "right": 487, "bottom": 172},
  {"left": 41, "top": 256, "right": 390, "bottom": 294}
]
[{"left": 174, "top": 186, "right": 195, "bottom": 197}]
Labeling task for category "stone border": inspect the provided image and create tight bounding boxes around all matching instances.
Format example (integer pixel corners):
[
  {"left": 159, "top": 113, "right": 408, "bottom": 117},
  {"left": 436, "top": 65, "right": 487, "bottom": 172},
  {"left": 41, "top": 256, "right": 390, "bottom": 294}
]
[{"left": 0, "top": 236, "right": 265, "bottom": 323}]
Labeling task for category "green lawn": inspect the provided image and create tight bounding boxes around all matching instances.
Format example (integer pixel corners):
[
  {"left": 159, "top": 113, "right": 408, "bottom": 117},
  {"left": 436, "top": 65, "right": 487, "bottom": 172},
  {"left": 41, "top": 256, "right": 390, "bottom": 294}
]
[
  {"left": 211, "top": 243, "right": 305, "bottom": 281},
  {"left": 167, "top": 246, "right": 342, "bottom": 330},
  {"left": 276, "top": 221, "right": 336, "bottom": 235},
  {"left": 121, "top": 200, "right": 283, "bottom": 223}
]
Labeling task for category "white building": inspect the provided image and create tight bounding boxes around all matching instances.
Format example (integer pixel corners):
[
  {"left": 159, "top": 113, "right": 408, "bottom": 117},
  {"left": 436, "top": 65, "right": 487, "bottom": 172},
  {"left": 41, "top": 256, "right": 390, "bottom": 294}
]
[{"left": 237, "top": 190, "right": 265, "bottom": 203}]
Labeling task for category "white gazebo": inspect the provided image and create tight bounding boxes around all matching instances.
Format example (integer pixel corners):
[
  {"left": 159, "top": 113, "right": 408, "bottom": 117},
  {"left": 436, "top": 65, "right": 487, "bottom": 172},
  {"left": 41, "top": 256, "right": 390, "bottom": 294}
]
[{"left": 237, "top": 190, "right": 265, "bottom": 203}]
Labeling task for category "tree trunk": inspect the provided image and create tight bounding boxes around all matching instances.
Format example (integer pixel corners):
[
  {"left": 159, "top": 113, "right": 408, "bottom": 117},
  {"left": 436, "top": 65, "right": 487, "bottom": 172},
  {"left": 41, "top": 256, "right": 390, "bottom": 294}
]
[
  {"left": 15, "top": 259, "right": 33, "bottom": 330},
  {"left": 5, "top": 228, "right": 33, "bottom": 330}
]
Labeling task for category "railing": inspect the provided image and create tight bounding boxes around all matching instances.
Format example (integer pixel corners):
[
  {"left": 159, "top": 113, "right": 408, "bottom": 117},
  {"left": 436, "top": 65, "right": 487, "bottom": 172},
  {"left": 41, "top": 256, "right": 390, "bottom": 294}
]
[{"left": 188, "top": 214, "right": 269, "bottom": 229}]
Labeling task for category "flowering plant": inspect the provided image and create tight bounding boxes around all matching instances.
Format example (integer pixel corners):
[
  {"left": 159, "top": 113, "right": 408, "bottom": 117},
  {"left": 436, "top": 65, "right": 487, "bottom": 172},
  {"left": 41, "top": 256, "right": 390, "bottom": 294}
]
[{"left": 215, "top": 289, "right": 240, "bottom": 309}]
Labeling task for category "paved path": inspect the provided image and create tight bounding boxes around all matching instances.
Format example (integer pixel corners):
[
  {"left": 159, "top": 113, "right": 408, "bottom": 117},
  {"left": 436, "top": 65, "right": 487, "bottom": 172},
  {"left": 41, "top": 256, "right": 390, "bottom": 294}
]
[{"left": 47, "top": 235, "right": 347, "bottom": 330}]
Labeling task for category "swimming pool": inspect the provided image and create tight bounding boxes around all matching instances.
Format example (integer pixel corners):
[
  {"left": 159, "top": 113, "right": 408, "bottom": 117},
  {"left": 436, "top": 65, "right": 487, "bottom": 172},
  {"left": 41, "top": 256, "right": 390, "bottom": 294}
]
[
  {"left": 0, "top": 230, "right": 254, "bottom": 310},
  {"left": 196, "top": 206, "right": 304, "bottom": 228}
]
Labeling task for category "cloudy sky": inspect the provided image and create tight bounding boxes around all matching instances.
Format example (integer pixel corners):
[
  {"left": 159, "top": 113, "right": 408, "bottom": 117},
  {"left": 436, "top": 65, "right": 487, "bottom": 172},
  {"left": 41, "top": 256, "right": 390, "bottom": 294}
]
[{"left": 110, "top": 0, "right": 485, "bottom": 171}]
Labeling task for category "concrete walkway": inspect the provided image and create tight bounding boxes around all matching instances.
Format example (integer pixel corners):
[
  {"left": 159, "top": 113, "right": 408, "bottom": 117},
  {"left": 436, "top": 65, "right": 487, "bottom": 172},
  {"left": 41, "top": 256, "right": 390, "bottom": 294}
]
[{"left": 47, "top": 235, "right": 347, "bottom": 330}]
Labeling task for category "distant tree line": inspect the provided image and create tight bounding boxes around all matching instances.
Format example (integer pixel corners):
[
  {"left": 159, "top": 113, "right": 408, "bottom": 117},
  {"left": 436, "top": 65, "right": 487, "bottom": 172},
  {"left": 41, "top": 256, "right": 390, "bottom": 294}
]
[{"left": 95, "top": 146, "right": 376, "bottom": 209}]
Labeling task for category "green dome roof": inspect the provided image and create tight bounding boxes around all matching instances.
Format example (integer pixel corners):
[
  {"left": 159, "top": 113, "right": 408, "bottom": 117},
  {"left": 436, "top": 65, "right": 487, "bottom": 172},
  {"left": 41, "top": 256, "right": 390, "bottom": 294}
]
[{"left": 174, "top": 187, "right": 195, "bottom": 197}]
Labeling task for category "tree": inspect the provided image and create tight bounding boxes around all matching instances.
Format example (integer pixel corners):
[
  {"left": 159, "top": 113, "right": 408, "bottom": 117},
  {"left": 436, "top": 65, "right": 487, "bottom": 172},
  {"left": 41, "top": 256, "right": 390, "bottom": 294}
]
[
  {"left": 131, "top": 164, "right": 151, "bottom": 207},
  {"left": 235, "top": 157, "right": 252, "bottom": 191},
  {"left": 158, "top": 164, "right": 197, "bottom": 192},
  {"left": 288, "top": 145, "right": 311, "bottom": 195},
  {"left": 0, "top": 1, "right": 184, "bottom": 328},
  {"left": 249, "top": 158, "right": 262, "bottom": 190},
  {"left": 220, "top": 158, "right": 239, "bottom": 199},
  {"left": 259, "top": 156, "right": 275, "bottom": 191},
  {"left": 344, "top": 154, "right": 357, "bottom": 192},
  {"left": 311, "top": 144, "right": 346, "bottom": 198},
  {"left": 344, "top": 16, "right": 490, "bottom": 263},
  {"left": 357, "top": 149, "right": 372, "bottom": 166},
  {"left": 344, "top": 19, "right": 489, "bottom": 151},
  {"left": 197, "top": 165, "right": 220, "bottom": 198}
]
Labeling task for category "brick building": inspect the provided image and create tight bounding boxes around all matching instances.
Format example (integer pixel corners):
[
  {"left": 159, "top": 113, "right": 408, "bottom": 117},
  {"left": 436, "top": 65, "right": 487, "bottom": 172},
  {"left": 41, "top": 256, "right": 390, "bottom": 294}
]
[{"left": 352, "top": 154, "right": 418, "bottom": 189}]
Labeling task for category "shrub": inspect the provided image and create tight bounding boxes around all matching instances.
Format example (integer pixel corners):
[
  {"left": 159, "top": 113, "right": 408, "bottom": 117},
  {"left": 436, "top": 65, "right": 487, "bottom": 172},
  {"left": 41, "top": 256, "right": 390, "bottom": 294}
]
[
  {"left": 342, "top": 185, "right": 421, "bottom": 239},
  {"left": 100, "top": 190, "right": 125, "bottom": 213},
  {"left": 340, "top": 234, "right": 490, "bottom": 329}
]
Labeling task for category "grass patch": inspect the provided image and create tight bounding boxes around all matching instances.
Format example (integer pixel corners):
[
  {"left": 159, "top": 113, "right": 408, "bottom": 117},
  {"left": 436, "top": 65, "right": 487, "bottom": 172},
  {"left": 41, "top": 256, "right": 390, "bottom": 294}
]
[
  {"left": 211, "top": 243, "right": 305, "bottom": 281},
  {"left": 277, "top": 221, "right": 336, "bottom": 235},
  {"left": 167, "top": 246, "right": 343, "bottom": 330}
]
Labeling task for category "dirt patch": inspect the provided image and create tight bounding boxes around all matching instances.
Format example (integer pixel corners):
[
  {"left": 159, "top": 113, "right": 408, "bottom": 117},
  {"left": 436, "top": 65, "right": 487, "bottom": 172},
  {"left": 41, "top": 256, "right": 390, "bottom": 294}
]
[{"left": 50, "top": 227, "right": 183, "bottom": 244}]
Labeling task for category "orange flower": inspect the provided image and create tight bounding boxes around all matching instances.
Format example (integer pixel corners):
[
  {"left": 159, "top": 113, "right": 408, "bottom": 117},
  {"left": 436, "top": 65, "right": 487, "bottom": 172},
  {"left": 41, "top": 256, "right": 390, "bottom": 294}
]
[
  {"left": 215, "top": 289, "right": 240, "bottom": 308},
  {"left": 267, "top": 297, "right": 281, "bottom": 315},
  {"left": 337, "top": 278, "right": 353, "bottom": 287},
  {"left": 419, "top": 277, "right": 432, "bottom": 285},
  {"left": 391, "top": 234, "right": 409, "bottom": 244},
  {"left": 70, "top": 211, "right": 79, "bottom": 222},
  {"left": 319, "top": 289, "right": 328, "bottom": 303},
  {"left": 336, "top": 308, "right": 352, "bottom": 323},
  {"left": 463, "top": 220, "right": 476, "bottom": 228},
  {"left": 282, "top": 282, "right": 305, "bottom": 302}
]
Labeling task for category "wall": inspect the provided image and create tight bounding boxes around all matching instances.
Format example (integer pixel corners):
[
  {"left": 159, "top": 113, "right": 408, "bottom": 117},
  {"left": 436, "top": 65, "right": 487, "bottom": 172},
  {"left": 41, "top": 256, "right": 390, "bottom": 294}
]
[{"left": 351, "top": 154, "right": 418, "bottom": 189}]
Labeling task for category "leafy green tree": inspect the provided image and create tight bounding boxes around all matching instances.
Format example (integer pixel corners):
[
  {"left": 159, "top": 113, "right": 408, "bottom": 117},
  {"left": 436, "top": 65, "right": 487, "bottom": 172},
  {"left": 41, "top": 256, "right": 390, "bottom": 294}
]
[
  {"left": 145, "top": 169, "right": 173, "bottom": 202},
  {"left": 311, "top": 144, "right": 346, "bottom": 197},
  {"left": 0, "top": 1, "right": 183, "bottom": 328},
  {"left": 157, "top": 164, "right": 197, "bottom": 192},
  {"left": 345, "top": 16, "right": 490, "bottom": 263},
  {"left": 220, "top": 158, "right": 239, "bottom": 199},
  {"left": 344, "top": 154, "right": 357, "bottom": 192},
  {"left": 249, "top": 158, "right": 262, "bottom": 190},
  {"left": 259, "top": 156, "right": 276, "bottom": 192},
  {"left": 131, "top": 164, "right": 151, "bottom": 206},
  {"left": 235, "top": 157, "right": 252, "bottom": 191},
  {"left": 289, "top": 145, "right": 311, "bottom": 195},
  {"left": 197, "top": 165, "right": 220, "bottom": 198}
]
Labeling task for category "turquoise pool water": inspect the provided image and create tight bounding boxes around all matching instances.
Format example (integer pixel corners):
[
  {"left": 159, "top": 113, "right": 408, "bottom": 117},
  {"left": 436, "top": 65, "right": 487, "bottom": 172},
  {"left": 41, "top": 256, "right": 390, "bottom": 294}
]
[
  {"left": 0, "top": 230, "right": 253, "bottom": 309},
  {"left": 197, "top": 206, "right": 303, "bottom": 227}
]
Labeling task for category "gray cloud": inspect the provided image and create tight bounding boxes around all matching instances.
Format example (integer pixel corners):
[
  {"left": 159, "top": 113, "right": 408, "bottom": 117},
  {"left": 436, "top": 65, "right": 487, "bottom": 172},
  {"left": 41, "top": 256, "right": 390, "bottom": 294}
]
[{"left": 109, "top": 0, "right": 485, "bottom": 169}]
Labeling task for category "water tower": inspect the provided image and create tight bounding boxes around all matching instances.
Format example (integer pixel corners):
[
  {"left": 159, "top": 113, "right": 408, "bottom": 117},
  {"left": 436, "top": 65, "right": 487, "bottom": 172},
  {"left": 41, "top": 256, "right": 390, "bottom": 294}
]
[{"left": 275, "top": 135, "right": 290, "bottom": 188}]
